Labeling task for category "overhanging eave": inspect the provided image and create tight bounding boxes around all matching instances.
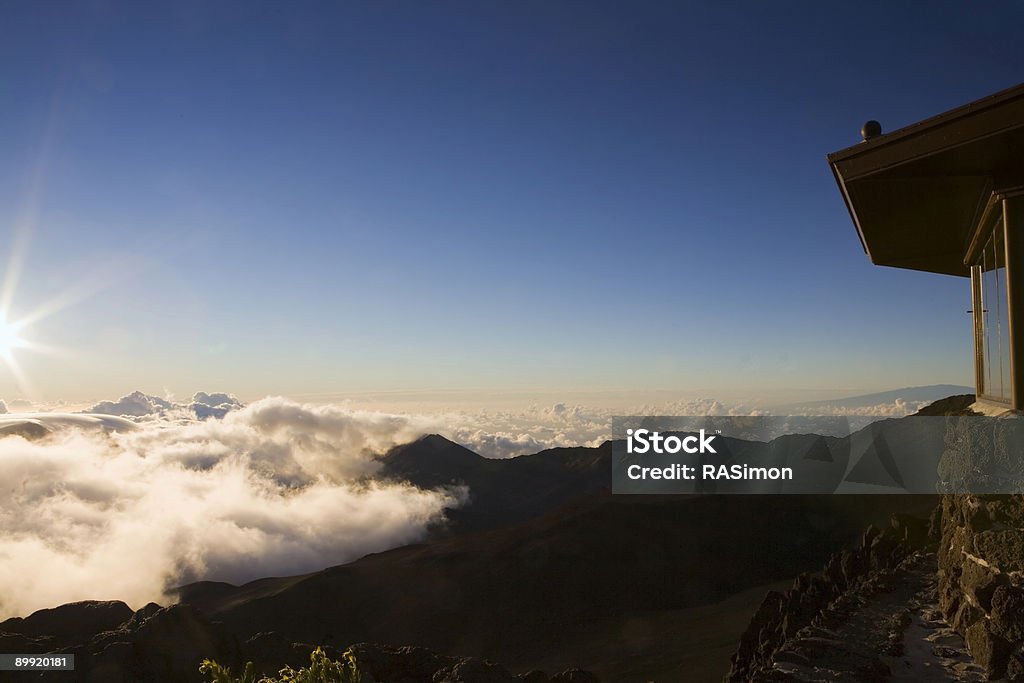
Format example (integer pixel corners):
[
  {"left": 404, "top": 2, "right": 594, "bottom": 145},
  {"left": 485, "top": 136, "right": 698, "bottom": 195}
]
[{"left": 828, "top": 82, "right": 1024, "bottom": 278}]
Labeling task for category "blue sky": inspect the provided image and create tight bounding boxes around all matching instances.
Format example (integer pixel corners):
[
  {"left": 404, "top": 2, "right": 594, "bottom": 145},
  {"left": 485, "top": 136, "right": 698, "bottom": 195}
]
[{"left": 1, "top": 1, "right": 1022, "bottom": 404}]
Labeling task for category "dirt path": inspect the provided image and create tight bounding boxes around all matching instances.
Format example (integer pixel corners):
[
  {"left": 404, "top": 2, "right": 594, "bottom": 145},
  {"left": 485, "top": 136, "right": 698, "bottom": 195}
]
[{"left": 766, "top": 553, "right": 985, "bottom": 682}]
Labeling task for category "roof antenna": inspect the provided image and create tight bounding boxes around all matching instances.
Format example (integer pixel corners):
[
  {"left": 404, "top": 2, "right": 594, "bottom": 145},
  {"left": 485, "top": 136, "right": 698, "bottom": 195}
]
[{"left": 861, "top": 120, "right": 882, "bottom": 141}]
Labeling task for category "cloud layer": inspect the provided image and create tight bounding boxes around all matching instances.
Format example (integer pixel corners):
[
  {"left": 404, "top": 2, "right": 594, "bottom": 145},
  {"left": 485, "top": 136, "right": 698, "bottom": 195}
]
[
  {"left": 0, "top": 387, "right": 946, "bottom": 618},
  {"left": 0, "top": 397, "right": 461, "bottom": 618},
  {"left": 441, "top": 397, "right": 935, "bottom": 459}
]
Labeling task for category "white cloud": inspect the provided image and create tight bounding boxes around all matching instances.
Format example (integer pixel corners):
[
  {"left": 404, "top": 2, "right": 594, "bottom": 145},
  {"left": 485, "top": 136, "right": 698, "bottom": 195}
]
[
  {"left": 440, "top": 397, "right": 930, "bottom": 459},
  {"left": 83, "top": 390, "right": 174, "bottom": 417},
  {"left": 785, "top": 398, "right": 929, "bottom": 417},
  {"left": 0, "top": 398, "right": 38, "bottom": 413},
  {"left": 0, "top": 413, "right": 137, "bottom": 433},
  {"left": 83, "top": 390, "right": 243, "bottom": 421},
  {"left": 435, "top": 399, "right": 771, "bottom": 459},
  {"left": 441, "top": 404, "right": 613, "bottom": 459},
  {"left": 0, "top": 397, "right": 462, "bottom": 618},
  {"left": 190, "top": 391, "right": 243, "bottom": 420}
]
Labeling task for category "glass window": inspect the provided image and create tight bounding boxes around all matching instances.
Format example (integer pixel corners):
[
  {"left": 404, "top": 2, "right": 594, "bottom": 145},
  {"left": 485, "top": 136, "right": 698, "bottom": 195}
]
[{"left": 978, "top": 217, "right": 1010, "bottom": 402}]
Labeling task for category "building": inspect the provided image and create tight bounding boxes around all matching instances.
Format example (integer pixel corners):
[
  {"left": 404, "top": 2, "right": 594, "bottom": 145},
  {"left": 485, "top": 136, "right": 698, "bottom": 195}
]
[{"left": 828, "top": 83, "right": 1024, "bottom": 412}]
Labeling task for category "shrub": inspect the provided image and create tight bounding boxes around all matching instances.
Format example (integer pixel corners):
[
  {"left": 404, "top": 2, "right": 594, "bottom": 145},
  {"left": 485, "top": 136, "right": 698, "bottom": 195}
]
[{"left": 200, "top": 647, "right": 361, "bottom": 683}]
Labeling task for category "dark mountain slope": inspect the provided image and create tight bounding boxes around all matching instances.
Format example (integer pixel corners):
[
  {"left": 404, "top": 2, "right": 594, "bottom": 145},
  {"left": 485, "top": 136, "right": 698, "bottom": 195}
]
[
  {"left": 177, "top": 492, "right": 935, "bottom": 680},
  {"left": 380, "top": 434, "right": 489, "bottom": 487},
  {"left": 379, "top": 434, "right": 611, "bottom": 533}
]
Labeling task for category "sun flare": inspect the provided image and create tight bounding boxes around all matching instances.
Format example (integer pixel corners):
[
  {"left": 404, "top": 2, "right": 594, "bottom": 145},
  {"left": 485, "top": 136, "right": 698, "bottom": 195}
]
[{"left": 0, "top": 314, "right": 29, "bottom": 363}]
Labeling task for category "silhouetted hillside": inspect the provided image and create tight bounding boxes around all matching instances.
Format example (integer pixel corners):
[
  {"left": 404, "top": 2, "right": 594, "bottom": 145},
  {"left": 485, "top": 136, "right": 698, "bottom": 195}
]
[
  {"left": 379, "top": 434, "right": 611, "bottom": 533},
  {"left": 910, "top": 393, "right": 977, "bottom": 416},
  {"left": 175, "top": 491, "right": 935, "bottom": 681},
  {"left": 774, "top": 384, "right": 974, "bottom": 411}
]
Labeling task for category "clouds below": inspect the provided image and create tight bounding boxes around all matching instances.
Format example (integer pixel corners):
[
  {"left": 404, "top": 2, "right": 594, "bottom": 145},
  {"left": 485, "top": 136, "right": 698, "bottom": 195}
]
[
  {"left": 0, "top": 387, "right": 945, "bottom": 618},
  {"left": 442, "top": 396, "right": 935, "bottom": 459},
  {"left": 443, "top": 403, "right": 611, "bottom": 460},
  {"left": 82, "top": 390, "right": 243, "bottom": 421},
  {"left": 0, "top": 397, "right": 461, "bottom": 618}
]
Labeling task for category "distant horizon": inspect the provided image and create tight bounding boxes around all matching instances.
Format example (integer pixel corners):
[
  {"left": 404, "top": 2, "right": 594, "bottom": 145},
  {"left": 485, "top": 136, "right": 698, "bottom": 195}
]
[{"left": 0, "top": 381, "right": 975, "bottom": 414}]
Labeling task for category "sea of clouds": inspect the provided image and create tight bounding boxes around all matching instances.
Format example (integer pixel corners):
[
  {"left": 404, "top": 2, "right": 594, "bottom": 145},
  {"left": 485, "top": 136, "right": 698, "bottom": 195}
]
[
  {"left": 0, "top": 389, "right": 938, "bottom": 618},
  {"left": 0, "top": 396, "right": 466, "bottom": 618},
  {"left": 441, "top": 395, "right": 938, "bottom": 459}
]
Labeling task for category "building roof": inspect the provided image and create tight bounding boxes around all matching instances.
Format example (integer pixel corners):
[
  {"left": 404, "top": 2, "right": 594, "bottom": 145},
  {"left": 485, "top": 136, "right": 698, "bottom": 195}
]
[{"left": 828, "top": 83, "right": 1024, "bottom": 277}]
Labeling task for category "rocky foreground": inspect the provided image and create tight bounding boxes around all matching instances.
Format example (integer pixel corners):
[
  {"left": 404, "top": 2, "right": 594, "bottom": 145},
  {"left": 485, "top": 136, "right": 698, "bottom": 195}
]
[
  {"left": 734, "top": 549, "right": 986, "bottom": 682},
  {"left": 7, "top": 500, "right": 1009, "bottom": 683},
  {"left": 0, "top": 603, "right": 600, "bottom": 683},
  {"left": 725, "top": 491, "right": 1024, "bottom": 682}
]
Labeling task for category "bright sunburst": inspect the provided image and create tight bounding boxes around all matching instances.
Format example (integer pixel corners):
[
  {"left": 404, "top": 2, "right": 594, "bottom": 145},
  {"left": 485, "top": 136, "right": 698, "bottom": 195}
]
[{"left": 0, "top": 314, "right": 30, "bottom": 364}]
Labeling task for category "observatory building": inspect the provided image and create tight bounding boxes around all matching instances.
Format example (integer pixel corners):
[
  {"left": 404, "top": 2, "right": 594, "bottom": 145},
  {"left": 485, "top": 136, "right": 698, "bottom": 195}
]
[{"left": 829, "top": 83, "right": 1024, "bottom": 412}]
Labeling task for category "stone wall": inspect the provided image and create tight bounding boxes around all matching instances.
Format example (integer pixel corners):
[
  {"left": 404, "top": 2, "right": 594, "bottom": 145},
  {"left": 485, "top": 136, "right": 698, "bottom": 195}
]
[
  {"left": 938, "top": 494, "right": 1024, "bottom": 680},
  {"left": 934, "top": 413, "right": 1024, "bottom": 680}
]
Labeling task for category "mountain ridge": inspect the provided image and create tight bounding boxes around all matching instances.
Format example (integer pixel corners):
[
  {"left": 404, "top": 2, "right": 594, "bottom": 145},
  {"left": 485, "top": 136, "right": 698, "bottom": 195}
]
[{"left": 772, "top": 384, "right": 973, "bottom": 410}]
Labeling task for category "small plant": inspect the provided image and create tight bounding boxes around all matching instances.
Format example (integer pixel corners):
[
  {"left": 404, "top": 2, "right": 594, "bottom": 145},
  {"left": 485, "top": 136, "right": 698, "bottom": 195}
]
[
  {"left": 198, "top": 659, "right": 259, "bottom": 683},
  {"left": 200, "top": 647, "right": 361, "bottom": 683}
]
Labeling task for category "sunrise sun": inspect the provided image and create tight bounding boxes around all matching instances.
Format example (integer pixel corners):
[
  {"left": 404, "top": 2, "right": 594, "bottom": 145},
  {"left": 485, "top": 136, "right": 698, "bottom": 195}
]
[{"left": 0, "top": 314, "right": 29, "bottom": 364}]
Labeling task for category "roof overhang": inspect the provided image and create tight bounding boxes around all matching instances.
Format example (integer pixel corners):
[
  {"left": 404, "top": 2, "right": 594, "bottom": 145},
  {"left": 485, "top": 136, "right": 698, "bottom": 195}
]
[{"left": 828, "top": 83, "right": 1024, "bottom": 278}]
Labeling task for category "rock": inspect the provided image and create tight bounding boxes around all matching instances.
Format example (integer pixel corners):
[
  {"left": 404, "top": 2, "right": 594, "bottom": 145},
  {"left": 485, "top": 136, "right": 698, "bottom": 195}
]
[
  {"left": 86, "top": 640, "right": 135, "bottom": 682},
  {"left": 991, "top": 585, "right": 1024, "bottom": 642},
  {"left": 122, "top": 603, "right": 164, "bottom": 630},
  {"left": 823, "top": 553, "right": 848, "bottom": 592},
  {"left": 967, "top": 502, "right": 992, "bottom": 532},
  {"left": 243, "top": 632, "right": 343, "bottom": 676},
  {"left": 348, "top": 643, "right": 458, "bottom": 682},
  {"left": 959, "top": 555, "right": 1006, "bottom": 611},
  {"left": 516, "top": 672, "right": 548, "bottom": 683},
  {"left": 861, "top": 525, "right": 881, "bottom": 550},
  {"left": 926, "top": 628, "right": 964, "bottom": 647},
  {"left": 432, "top": 658, "right": 516, "bottom": 682},
  {"left": 965, "top": 619, "right": 1012, "bottom": 678},
  {"left": 840, "top": 548, "right": 867, "bottom": 587},
  {"left": 0, "top": 601, "right": 133, "bottom": 646},
  {"left": 549, "top": 670, "right": 600, "bottom": 683},
  {"left": 0, "top": 631, "right": 52, "bottom": 653},
  {"left": 985, "top": 496, "right": 1024, "bottom": 527},
  {"left": 771, "top": 649, "right": 810, "bottom": 667},
  {"left": 1006, "top": 645, "right": 1024, "bottom": 682},
  {"left": 951, "top": 594, "right": 984, "bottom": 635},
  {"left": 128, "top": 604, "right": 240, "bottom": 681},
  {"left": 927, "top": 504, "right": 943, "bottom": 543},
  {"left": 973, "top": 529, "right": 1024, "bottom": 572},
  {"left": 724, "top": 590, "right": 787, "bottom": 681}
]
